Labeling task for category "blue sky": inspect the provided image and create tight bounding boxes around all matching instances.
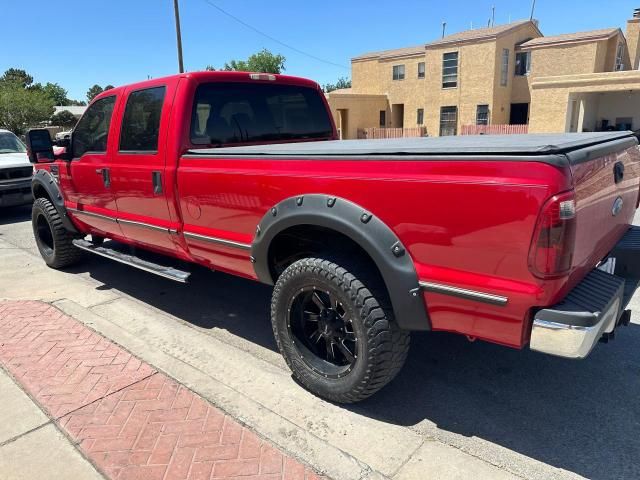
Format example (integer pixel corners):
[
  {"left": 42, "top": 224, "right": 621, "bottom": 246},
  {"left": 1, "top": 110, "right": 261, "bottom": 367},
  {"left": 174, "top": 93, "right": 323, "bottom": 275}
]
[{"left": 1, "top": 0, "right": 638, "bottom": 101}]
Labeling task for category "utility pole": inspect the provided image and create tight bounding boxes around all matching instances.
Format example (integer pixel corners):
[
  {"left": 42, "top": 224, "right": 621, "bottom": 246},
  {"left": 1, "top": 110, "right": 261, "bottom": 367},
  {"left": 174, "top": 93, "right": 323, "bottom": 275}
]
[
  {"left": 491, "top": 5, "right": 495, "bottom": 27},
  {"left": 530, "top": 0, "right": 537, "bottom": 20},
  {"left": 173, "top": 0, "right": 184, "bottom": 73}
]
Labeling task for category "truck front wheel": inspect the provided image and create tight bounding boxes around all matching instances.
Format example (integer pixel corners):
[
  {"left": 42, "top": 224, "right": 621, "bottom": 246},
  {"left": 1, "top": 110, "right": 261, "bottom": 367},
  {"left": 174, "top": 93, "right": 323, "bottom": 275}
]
[
  {"left": 271, "top": 257, "right": 410, "bottom": 403},
  {"left": 32, "top": 197, "right": 83, "bottom": 269}
]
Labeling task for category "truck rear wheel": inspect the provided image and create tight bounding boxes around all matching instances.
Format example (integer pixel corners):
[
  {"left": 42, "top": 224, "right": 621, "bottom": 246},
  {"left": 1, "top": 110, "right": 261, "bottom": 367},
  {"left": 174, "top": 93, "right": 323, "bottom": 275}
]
[
  {"left": 271, "top": 257, "right": 410, "bottom": 403},
  {"left": 32, "top": 197, "right": 83, "bottom": 269}
]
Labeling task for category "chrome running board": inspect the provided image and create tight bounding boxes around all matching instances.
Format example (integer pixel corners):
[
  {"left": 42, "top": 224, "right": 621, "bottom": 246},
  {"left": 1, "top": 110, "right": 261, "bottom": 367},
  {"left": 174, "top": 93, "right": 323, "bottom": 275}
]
[{"left": 72, "top": 239, "right": 191, "bottom": 283}]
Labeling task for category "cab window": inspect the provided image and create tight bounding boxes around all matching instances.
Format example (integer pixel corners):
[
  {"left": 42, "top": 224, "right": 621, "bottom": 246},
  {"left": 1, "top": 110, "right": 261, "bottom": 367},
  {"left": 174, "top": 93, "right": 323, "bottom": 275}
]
[
  {"left": 191, "top": 82, "right": 333, "bottom": 146},
  {"left": 119, "top": 86, "right": 166, "bottom": 152},
  {"left": 72, "top": 95, "right": 116, "bottom": 158}
]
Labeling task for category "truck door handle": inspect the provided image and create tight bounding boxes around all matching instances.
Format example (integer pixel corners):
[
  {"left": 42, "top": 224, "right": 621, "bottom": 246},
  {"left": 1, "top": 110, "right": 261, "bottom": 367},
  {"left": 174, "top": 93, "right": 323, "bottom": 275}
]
[
  {"left": 152, "top": 171, "right": 163, "bottom": 195},
  {"left": 97, "top": 168, "right": 110, "bottom": 188}
]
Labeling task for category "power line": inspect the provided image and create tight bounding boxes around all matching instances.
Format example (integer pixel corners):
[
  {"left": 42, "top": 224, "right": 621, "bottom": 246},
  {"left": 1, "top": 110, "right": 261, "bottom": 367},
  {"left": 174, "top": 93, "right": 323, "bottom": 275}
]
[{"left": 201, "top": 0, "right": 349, "bottom": 70}]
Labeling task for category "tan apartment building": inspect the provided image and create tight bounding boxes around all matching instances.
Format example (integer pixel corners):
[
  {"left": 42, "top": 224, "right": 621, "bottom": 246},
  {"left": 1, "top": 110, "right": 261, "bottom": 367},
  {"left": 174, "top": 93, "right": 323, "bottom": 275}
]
[{"left": 328, "top": 8, "right": 640, "bottom": 138}]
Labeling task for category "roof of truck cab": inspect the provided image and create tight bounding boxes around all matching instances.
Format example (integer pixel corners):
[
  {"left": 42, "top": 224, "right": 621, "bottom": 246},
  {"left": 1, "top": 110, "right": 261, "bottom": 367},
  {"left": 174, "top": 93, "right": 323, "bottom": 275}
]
[
  {"left": 91, "top": 71, "right": 320, "bottom": 103},
  {"left": 187, "top": 132, "right": 636, "bottom": 158}
]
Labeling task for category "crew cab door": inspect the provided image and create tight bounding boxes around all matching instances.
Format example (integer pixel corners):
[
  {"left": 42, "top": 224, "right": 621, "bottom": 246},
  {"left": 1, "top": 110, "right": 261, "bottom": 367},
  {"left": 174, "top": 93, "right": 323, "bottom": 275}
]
[
  {"left": 62, "top": 94, "right": 123, "bottom": 237},
  {"left": 108, "top": 83, "right": 179, "bottom": 253}
]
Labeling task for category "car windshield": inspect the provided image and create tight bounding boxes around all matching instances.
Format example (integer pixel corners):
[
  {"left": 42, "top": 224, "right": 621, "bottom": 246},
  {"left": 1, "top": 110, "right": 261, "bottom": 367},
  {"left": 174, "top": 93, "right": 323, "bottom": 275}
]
[
  {"left": 191, "top": 82, "right": 334, "bottom": 146},
  {"left": 0, "top": 132, "right": 27, "bottom": 154}
]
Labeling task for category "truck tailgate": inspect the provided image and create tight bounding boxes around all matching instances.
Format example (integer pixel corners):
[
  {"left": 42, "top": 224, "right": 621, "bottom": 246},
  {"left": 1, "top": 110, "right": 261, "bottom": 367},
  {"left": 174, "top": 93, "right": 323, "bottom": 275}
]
[{"left": 568, "top": 137, "right": 640, "bottom": 277}]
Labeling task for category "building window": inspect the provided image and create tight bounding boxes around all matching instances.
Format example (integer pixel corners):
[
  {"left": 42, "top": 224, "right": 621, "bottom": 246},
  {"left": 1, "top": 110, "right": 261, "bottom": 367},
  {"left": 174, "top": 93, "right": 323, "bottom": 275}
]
[
  {"left": 515, "top": 51, "right": 531, "bottom": 76},
  {"left": 500, "top": 48, "right": 509, "bottom": 86},
  {"left": 442, "top": 52, "right": 458, "bottom": 88},
  {"left": 418, "top": 62, "right": 425, "bottom": 78},
  {"left": 615, "top": 42, "right": 625, "bottom": 71},
  {"left": 476, "top": 105, "right": 489, "bottom": 125},
  {"left": 439, "top": 106, "right": 457, "bottom": 136},
  {"left": 392, "top": 65, "right": 405, "bottom": 80},
  {"left": 379, "top": 110, "right": 386, "bottom": 127},
  {"left": 417, "top": 108, "right": 424, "bottom": 125}
]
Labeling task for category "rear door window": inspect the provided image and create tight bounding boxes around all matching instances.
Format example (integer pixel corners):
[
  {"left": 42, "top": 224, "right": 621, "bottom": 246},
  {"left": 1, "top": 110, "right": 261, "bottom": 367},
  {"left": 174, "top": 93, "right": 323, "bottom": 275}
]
[
  {"left": 72, "top": 95, "right": 116, "bottom": 158},
  {"left": 191, "top": 82, "right": 333, "bottom": 146},
  {"left": 119, "top": 86, "right": 166, "bottom": 152}
]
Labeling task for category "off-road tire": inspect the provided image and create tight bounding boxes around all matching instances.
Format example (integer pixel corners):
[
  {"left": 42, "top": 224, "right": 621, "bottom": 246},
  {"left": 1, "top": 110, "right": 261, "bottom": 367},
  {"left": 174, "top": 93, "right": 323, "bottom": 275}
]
[
  {"left": 271, "top": 257, "right": 410, "bottom": 403},
  {"left": 32, "top": 197, "right": 83, "bottom": 269}
]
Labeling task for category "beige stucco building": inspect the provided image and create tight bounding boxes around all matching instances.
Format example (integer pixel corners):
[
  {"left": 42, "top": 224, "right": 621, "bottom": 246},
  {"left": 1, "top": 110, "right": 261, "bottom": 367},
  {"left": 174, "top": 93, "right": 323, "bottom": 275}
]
[{"left": 328, "top": 8, "right": 640, "bottom": 138}]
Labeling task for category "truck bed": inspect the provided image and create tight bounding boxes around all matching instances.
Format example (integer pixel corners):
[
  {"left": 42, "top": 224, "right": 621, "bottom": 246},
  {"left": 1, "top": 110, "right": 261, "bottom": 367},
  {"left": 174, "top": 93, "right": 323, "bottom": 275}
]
[{"left": 187, "top": 131, "right": 637, "bottom": 164}]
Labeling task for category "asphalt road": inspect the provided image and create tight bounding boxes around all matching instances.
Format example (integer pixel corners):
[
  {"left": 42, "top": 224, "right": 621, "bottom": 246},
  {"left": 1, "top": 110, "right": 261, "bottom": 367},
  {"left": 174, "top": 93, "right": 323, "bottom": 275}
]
[{"left": 2, "top": 204, "right": 640, "bottom": 480}]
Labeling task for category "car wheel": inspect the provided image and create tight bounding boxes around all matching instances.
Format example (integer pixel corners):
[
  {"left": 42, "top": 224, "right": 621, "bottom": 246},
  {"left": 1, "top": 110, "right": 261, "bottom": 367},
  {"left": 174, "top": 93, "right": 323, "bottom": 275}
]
[
  {"left": 32, "top": 197, "right": 83, "bottom": 269},
  {"left": 271, "top": 257, "right": 410, "bottom": 403}
]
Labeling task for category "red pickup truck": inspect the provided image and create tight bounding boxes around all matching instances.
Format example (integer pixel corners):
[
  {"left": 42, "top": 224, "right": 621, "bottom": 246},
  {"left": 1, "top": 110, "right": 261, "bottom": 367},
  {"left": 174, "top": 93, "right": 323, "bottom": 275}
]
[{"left": 25, "top": 71, "right": 640, "bottom": 403}]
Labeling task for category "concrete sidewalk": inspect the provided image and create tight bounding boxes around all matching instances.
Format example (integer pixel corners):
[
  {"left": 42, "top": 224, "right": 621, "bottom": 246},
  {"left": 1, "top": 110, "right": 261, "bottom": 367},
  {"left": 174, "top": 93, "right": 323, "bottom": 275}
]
[
  {"left": 0, "top": 300, "right": 324, "bottom": 480},
  {"left": 0, "top": 364, "right": 102, "bottom": 479}
]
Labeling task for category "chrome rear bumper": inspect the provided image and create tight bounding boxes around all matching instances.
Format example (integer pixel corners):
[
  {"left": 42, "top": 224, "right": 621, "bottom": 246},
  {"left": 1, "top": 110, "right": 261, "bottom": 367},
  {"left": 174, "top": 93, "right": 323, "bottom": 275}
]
[
  {"left": 530, "top": 226, "right": 640, "bottom": 359},
  {"left": 530, "top": 291, "right": 621, "bottom": 359}
]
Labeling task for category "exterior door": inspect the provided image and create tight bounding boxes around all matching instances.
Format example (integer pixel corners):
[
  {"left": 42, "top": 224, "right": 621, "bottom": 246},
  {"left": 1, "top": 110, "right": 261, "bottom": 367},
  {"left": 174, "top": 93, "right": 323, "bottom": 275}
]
[
  {"left": 62, "top": 94, "right": 123, "bottom": 237},
  {"left": 108, "top": 83, "right": 178, "bottom": 253},
  {"left": 509, "top": 103, "right": 529, "bottom": 125}
]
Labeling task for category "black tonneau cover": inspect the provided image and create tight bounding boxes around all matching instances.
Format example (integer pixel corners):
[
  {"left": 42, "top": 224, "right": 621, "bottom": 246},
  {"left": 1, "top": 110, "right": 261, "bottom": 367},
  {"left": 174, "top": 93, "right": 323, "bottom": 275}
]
[{"left": 186, "top": 132, "right": 638, "bottom": 165}]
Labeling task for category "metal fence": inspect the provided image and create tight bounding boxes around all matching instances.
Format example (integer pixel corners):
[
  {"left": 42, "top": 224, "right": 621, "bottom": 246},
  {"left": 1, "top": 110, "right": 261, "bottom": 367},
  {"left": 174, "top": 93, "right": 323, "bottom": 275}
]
[
  {"left": 357, "top": 127, "right": 427, "bottom": 139},
  {"left": 460, "top": 124, "right": 528, "bottom": 135}
]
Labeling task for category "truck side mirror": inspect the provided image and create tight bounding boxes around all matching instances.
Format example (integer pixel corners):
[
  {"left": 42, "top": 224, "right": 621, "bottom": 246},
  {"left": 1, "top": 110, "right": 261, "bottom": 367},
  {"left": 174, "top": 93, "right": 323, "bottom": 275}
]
[{"left": 25, "top": 129, "right": 54, "bottom": 164}]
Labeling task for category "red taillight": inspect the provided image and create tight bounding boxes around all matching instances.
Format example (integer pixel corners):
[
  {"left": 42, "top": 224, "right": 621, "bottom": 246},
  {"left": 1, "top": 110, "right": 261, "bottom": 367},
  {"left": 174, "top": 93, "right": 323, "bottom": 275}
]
[{"left": 528, "top": 191, "right": 577, "bottom": 279}]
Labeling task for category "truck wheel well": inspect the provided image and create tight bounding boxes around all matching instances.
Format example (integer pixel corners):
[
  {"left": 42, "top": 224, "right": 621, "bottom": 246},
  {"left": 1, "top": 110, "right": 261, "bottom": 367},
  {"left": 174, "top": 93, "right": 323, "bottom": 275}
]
[
  {"left": 267, "top": 225, "right": 386, "bottom": 287},
  {"left": 32, "top": 183, "right": 51, "bottom": 201}
]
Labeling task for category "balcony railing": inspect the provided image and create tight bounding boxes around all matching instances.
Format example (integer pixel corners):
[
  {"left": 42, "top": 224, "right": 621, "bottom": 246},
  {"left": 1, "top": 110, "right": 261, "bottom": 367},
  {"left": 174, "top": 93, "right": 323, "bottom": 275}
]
[
  {"left": 357, "top": 127, "right": 427, "bottom": 139},
  {"left": 461, "top": 124, "right": 528, "bottom": 135}
]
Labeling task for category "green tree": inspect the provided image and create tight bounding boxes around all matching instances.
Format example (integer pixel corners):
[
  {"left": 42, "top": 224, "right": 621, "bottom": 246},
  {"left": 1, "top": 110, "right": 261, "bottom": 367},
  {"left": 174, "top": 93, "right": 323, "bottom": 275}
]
[
  {"left": 86, "top": 84, "right": 103, "bottom": 102},
  {"left": 210, "top": 49, "right": 286, "bottom": 74},
  {"left": 0, "top": 68, "right": 33, "bottom": 88},
  {"left": 0, "top": 82, "right": 55, "bottom": 134},
  {"left": 51, "top": 110, "right": 78, "bottom": 128},
  {"left": 86, "top": 84, "right": 114, "bottom": 102},
  {"left": 323, "top": 77, "right": 351, "bottom": 93},
  {"left": 42, "top": 82, "right": 69, "bottom": 105}
]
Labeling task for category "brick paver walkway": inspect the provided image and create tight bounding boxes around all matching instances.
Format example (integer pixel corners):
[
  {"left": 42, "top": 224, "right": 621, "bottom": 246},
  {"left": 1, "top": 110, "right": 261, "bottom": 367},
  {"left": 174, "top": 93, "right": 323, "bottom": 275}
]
[{"left": 0, "top": 301, "right": 324, "bottom": 480}]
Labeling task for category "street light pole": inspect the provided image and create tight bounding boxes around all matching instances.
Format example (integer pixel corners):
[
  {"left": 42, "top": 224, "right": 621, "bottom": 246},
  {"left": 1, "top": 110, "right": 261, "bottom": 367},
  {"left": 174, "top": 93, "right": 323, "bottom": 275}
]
[{"left": 173, "top": 0, "right": 184, "bottom": 73}]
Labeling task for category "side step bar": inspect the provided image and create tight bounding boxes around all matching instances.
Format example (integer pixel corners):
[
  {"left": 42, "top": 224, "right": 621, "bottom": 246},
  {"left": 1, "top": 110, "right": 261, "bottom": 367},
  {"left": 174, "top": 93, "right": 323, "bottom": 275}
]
[{"left": 72, "top": 239, "right": 191, "bottom": 283}]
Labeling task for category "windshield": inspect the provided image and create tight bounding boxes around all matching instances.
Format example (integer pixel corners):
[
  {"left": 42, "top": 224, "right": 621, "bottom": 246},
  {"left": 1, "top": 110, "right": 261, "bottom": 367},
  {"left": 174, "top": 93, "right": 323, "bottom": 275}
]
[
  {"left": 191, "top": 82, "right": 334, "bottom": 146},
  {"left": 0, "top": 132, "right": 27, "bottom": 154}
]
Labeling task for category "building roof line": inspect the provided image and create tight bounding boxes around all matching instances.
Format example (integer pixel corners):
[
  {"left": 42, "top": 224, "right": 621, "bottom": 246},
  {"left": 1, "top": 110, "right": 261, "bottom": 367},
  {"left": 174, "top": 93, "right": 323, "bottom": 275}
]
[
  {"left": 425, "top": 20, "right": 540, "bottom": 48},
  {"left": 352, "top": 20, "right": 540, "bottom": 61},
  {"left": 519, "top": 28, "right": 621, "bottom": 49}
]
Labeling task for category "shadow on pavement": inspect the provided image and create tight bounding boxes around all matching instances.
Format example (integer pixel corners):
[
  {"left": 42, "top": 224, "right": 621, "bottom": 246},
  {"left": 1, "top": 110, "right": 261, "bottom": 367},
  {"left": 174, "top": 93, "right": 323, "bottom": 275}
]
[
  {"left": 70, "top": 248, "right": 639, "bottom": 480},
  {"left": 0, "top": 205, "right": 31, "bottom": 226},
  {"left": 70, "top": 249, "right": 277, "bottom": 351}
]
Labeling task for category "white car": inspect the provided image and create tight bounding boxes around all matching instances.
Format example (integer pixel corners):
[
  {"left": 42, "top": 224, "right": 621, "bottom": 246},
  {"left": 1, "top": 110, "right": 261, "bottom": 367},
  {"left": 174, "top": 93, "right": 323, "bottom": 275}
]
[
  {"left": 55, "top": 130, "right": 72, "bottom": 140},
  {"left": 0, "top": 129, "right": 33, "bottom": 207}
]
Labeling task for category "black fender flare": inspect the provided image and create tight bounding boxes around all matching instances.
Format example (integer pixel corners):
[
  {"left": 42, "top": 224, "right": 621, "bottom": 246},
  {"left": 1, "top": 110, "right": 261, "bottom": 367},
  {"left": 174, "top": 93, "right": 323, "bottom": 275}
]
[
  {"left": 31, "top": 169, "right": 78, "bottom": 233},
  {"left": 251, "top": 194, "right": 430, "bottom": 331}
]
